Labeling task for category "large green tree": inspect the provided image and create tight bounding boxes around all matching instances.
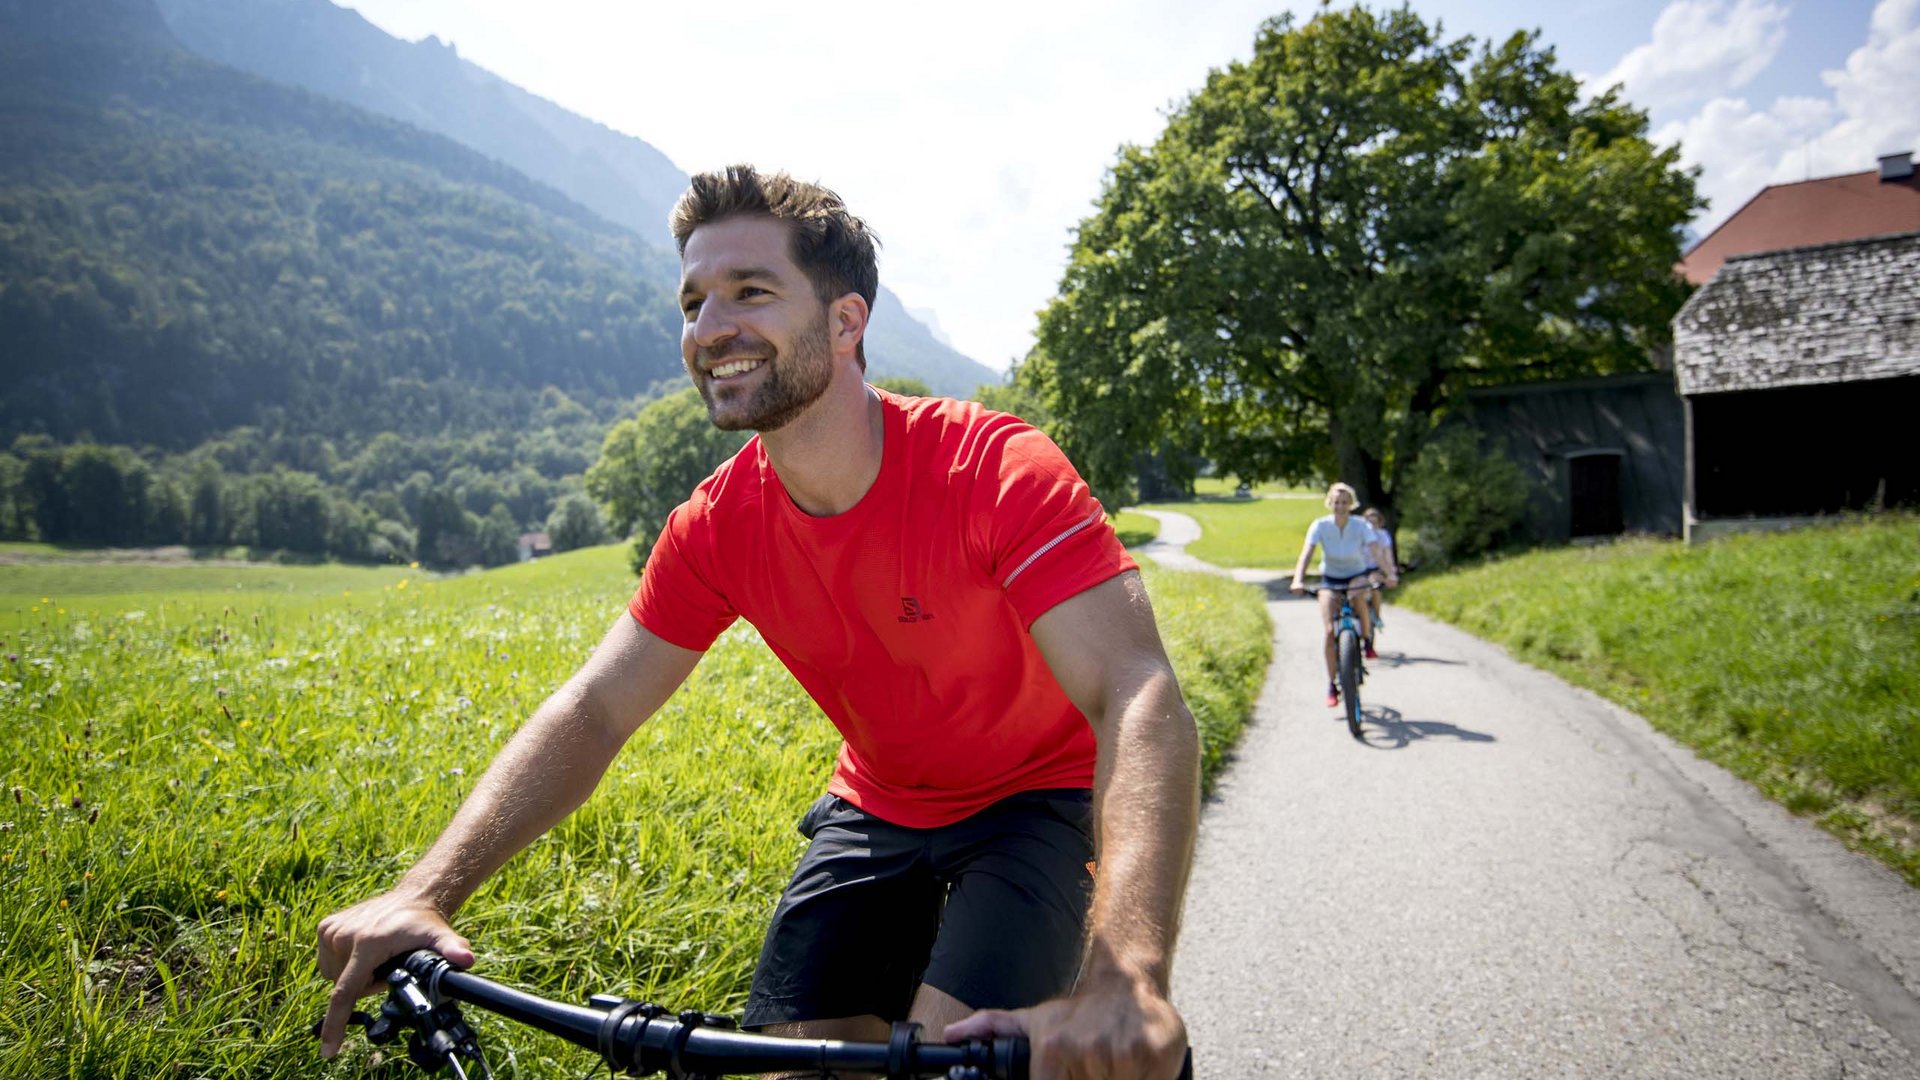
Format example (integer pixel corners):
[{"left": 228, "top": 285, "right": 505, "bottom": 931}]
[{"left": 1025, "top": 5, "right": 1698, "bottom": 512}]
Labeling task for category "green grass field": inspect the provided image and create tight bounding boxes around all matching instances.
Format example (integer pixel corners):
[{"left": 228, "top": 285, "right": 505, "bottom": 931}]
[
  {"left": 1397, "top": 516, "right": 1920, "bottom": 885},
  {"left": 0, "top": 546, "right": 1268, "bottom": 1078},
  {"left": 1110, "top": 510, "right": 1161, "bottom": 548},
  {"left": 1137, "top": 495, "right": 1328, "bottom": 569}
]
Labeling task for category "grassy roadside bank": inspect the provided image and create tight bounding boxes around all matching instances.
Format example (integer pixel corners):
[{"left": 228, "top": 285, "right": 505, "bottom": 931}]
[
  {"left": 0, "top": 546, "right": 1268, "bottom": 1077},
  {"left": 1396, "top": 516, "right": 1920, "bottom": 886}
]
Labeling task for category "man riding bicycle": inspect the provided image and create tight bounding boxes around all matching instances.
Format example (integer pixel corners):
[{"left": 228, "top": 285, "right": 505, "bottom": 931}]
[
  {"left": 316, "top": 166, "right": 1198, "bottom": 1080},
  {"left": 1289, "top": 482, "right": 1396, "bottom": 708}
]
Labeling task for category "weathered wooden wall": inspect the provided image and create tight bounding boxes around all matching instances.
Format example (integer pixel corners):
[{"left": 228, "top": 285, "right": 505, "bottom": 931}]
[{"left": 1461, "top": 374, "right": 1686, "bottom": 542}]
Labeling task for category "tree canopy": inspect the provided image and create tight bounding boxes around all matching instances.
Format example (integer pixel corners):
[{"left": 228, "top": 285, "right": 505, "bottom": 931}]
[
  {"left": 1022, "top": 5, "right": 1699, "bottom": 512},
  {"left": 584, "top": 387, "right": 750, "bottom": 569}
]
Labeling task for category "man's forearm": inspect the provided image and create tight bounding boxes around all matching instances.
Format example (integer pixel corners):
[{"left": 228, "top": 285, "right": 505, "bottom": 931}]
[
  {"left": 395, "top": 687, "right": 627, "bottom": 914},
  {"left": 1083, "top": 668, "right": 1201, "bottom": 993}
]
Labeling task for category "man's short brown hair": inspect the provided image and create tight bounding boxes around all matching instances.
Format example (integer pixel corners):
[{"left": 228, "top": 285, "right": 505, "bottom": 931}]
[{"left": 670, "top": 165, "right": 880, "bottom": 366}]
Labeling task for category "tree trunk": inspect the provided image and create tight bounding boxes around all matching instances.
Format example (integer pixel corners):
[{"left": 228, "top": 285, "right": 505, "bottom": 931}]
[{"left": 1328, "top": 417, "right": 1392, "bottom": 520}]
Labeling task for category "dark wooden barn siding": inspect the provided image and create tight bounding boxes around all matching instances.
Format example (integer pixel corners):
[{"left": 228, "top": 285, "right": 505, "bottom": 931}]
[{"left": 1461, "top": 374, "right": 1686, "bottom": 541}]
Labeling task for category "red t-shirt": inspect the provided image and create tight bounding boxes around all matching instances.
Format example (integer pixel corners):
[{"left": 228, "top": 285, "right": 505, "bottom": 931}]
[{"left": 627, "top": 389, "right": 1136, "bottom": 828}]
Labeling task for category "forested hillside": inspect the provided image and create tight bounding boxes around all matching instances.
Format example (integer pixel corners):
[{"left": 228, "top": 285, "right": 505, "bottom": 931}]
[
  {"left": 0, "top": 0, "right": 683, "bottom": 565},
  {"left": 0, "top": 0, "right": 683, "bottom": 448},
  {"left": 152, "top": 0, "right": 1002, "bottom": 397}
]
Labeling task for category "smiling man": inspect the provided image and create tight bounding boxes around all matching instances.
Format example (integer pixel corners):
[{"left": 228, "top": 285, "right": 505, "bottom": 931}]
[{"left": 317, "top": 165, "right": 1199, "bottom": 1080}]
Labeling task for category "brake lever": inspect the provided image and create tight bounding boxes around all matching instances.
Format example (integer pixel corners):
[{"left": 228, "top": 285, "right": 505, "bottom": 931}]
[{"left": 308, "top": 1010, "right": 391, "bottom": 1043}]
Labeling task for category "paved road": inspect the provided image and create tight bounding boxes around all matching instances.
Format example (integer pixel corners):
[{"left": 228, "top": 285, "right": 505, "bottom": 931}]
[{"left": 1137, "top": 510, "right": 1920, "bottom": 1078}]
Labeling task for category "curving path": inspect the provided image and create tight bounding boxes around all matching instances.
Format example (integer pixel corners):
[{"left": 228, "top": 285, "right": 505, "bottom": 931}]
[{"left": 1137, "top": 509, "right": 1920, "bottom": 1079}]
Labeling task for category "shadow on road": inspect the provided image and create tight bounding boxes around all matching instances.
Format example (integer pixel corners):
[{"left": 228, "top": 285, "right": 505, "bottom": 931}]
[
  {"left": 1349, "top": 705, "right": 1497, "bottom": 749},
  {"left": 1377, "top": 650, "right": 1466, "bottom": 669},
  {"left": 1258, "top": 580, "right": 1312, "bottom": 602}
]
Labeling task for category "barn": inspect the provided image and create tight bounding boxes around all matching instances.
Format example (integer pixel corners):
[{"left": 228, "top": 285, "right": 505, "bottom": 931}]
[
  {"left": 1672, "top": 229, "right": 1920, "bottom": 540},
  {"left": 1459, "top": 151, "right": 1920, "bottom": 544},
  {"left": 1459, "top": 373, "right": 1686, "bottom": 542}
]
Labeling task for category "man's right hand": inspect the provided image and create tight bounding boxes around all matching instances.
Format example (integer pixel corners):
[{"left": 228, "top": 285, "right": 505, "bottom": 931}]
[
  {"left": 314, "top": 892, "right": 475, "bottom": 1058},
  {"left": 1289, "top": 579, "right": 1307, "bottom": 594}
]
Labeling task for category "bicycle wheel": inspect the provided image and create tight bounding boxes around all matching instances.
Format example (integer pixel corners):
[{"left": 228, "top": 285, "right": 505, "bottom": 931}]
[{"left": 1338, "top": 628, "right": 1363, "bottom": 738}]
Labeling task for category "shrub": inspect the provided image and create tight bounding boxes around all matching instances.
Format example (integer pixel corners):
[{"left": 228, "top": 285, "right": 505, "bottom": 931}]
[
  {"left": 547, "top": 492, "right": 611, "bottom": 552},
  {"left": 1400, "top": 426, "right": 1529, "bottom": 566}
]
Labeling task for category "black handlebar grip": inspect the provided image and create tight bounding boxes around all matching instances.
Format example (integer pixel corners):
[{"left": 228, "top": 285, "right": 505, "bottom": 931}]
[{"left": 1177, "top": 1047, "right": 1194, "bottom": 1079}]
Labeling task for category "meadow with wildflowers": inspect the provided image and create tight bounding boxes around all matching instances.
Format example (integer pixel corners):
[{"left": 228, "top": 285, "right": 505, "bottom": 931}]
[{"left": 0, "top": 544, "right": 1269, "bottom": 1077}]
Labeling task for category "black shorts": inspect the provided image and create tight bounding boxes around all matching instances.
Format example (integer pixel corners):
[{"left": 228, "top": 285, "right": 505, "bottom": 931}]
[
  {"left": 1316, "top": 572, "right": 1372, "bottom": 593},
  {"left": 742, "top": 788, "right": 1096, "bottom": 1028}
]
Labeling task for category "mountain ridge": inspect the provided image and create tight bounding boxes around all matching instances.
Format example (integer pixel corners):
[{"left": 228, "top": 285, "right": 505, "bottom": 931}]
[{"left": 154, "top": 0, "right": 1001, "bottom": 397}]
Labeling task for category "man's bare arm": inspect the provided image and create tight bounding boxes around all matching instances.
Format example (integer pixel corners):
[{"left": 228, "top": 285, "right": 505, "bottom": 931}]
[
  {"left": 316, "top": 615, "right": 701, "bottom": 1056},
  {"left": 948, "top": 570, "right": 1199, "bottom": 1080}
]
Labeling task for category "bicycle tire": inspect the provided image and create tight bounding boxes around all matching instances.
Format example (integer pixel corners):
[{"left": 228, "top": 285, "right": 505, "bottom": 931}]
[{"left": 1338, "top": 628, "right": 1362, "bottom": 739}]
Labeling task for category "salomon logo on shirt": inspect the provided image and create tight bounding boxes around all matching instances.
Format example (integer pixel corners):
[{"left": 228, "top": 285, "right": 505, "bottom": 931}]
[{"left": 897, "top": 597, "right": 935, "bottom": 623}]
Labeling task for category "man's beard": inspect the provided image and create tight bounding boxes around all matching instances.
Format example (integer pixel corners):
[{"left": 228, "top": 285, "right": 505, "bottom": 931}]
[{"left": 694, "top": 312, "right": 835, "bottom": 433}]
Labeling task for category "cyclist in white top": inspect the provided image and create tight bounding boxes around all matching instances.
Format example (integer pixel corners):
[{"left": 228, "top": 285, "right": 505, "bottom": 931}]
[{"left": 1289, "top": 482, "right": 1396, "bottom": 708}]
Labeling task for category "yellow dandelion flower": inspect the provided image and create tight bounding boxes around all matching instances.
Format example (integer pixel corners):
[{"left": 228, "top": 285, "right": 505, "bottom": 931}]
[
  {"left": 396, "top": 579, "right": 409, "bottom": 590},
  {"left": 58, "top": 898, "right": 68, "bottom": 909},
  {"left": 409, "top": 561, "right": 420, "bottom": 569},
  {"left": 214, "top": 888, "right": 229, "bottom": 901}
]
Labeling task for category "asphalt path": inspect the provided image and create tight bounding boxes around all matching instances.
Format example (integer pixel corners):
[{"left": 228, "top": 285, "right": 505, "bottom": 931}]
[{"left": 1138, "top": 510, "right": 1920, "bottom": 1078}]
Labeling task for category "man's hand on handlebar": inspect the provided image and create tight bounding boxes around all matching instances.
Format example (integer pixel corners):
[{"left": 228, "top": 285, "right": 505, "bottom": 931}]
[
  {"left": 314, "top": 892, "right": 475, "bottom": 1058},
  {"left": 942, "top": 970, "right": 1188, "bottom": 1080},
  {"left": 1289, "top": 578, "right": 1307, "bottom": 594}
]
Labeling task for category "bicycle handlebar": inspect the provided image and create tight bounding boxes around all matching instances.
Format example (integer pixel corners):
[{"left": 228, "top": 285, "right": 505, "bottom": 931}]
[{"left": 326, "top": 949, "right": 1193, "bottom": 1080}]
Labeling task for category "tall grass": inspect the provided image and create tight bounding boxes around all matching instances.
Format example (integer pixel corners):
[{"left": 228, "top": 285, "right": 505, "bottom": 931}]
[
  {"left": 1397, "top": 516, "right": 1920, "bottom": 885},
  {"left": 0, "top": 546, "right": 1268, "bottom": 1077}
]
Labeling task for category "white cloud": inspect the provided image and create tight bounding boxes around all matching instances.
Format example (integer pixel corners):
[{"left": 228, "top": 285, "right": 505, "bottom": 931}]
[
  {"left": 1815, "top": 0, "right": 1920, "bottom": 163},
  {"left": 1586, "top": 0, "right": 1790, "bottom": 110},
  {"left": 1654, "top": 0, "right": 1920, "bottom": 234}
]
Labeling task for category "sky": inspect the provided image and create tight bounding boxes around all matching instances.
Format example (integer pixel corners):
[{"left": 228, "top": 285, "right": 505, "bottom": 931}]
[{"left": 337, "top": 0, "right": 1919, "bottom": 374}]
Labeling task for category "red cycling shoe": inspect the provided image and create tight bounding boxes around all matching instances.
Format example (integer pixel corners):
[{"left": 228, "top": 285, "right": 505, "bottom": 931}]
[{"left": 1325, "top": 686, "right": 1340, "bottom": 708}]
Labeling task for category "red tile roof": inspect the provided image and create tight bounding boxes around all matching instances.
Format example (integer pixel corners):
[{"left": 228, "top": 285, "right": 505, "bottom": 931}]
[{"left": 1679, "top": 167, "right": 1920, "bottom": 285}]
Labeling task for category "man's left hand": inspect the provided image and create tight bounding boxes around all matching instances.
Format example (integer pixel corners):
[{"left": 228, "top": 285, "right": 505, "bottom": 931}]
[{"left": 943, "top": 970, "right": 1187, "bottom": 1080}]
